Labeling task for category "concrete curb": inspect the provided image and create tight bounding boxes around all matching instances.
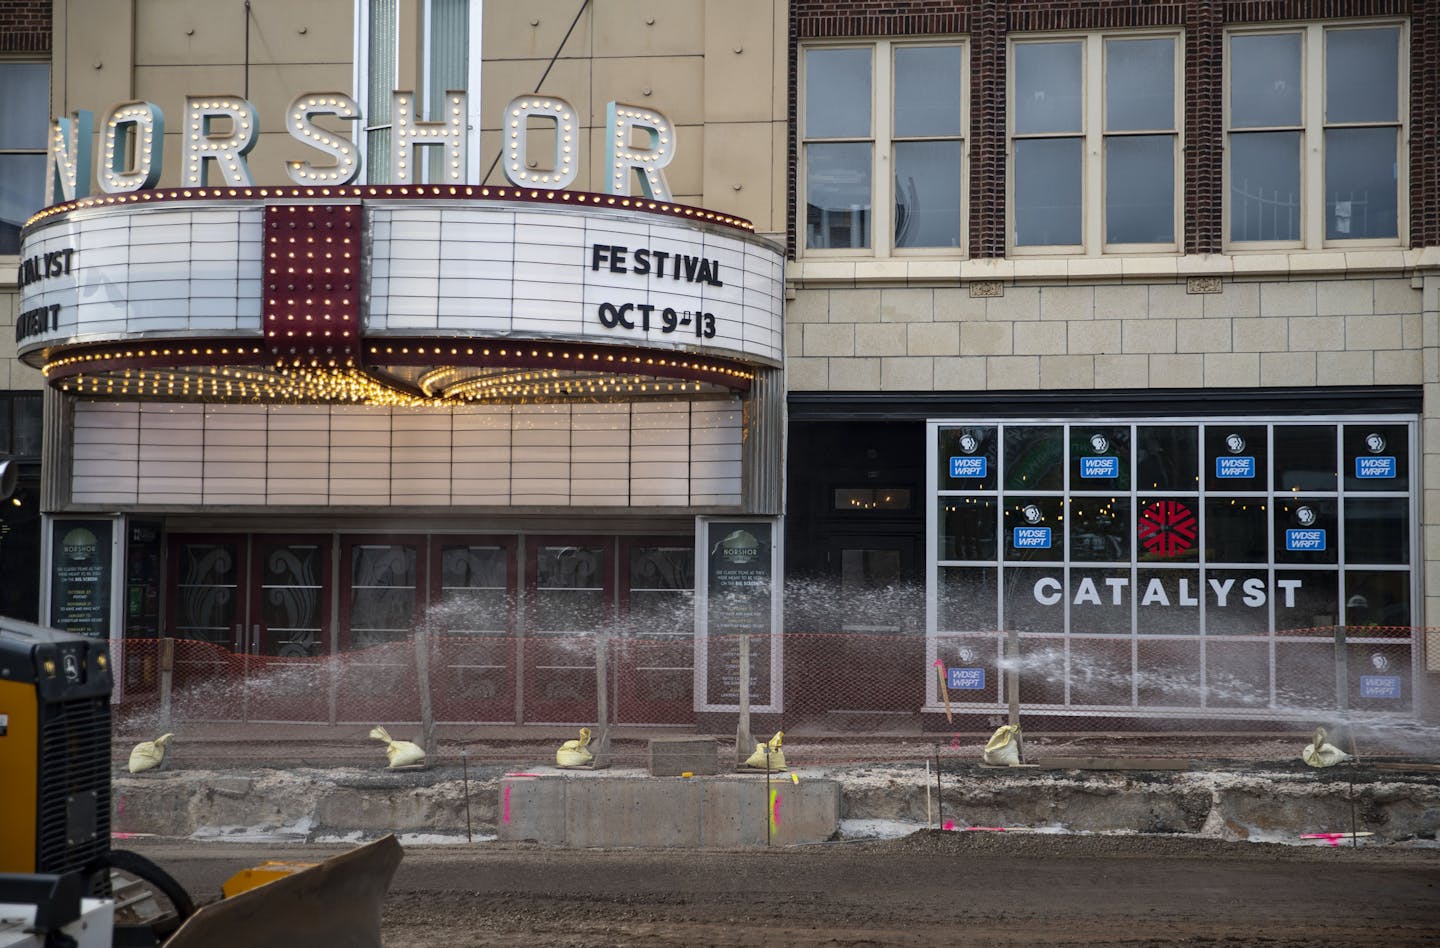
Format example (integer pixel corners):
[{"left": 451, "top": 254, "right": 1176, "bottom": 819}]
[{"left": 110, "top": 763, "right": 1440, "bottom": 846}]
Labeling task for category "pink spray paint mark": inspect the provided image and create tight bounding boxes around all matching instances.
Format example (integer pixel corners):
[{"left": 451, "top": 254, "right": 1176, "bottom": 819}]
[
  {"left": 771, "top": 791, "right": 782, "bottom": 827},
  {"left": 942, "top": 820, "right": 955, "bottom": 831},
  {"left": 949, "top": 734, "right": 963, "bottom": 749},
  {"left": 1303, "top": 833, "right": 1346, "bottom": 846},
  {"left": 502, "top": 784, "right": 512, "bottom": 823}
]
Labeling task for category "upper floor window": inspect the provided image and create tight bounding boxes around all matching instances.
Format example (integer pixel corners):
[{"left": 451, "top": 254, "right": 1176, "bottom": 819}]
[
  {"left": 801, "top": 41, "right": 967, "bottom": 255},
  {"left": 1009, "top": 33, "right": 1180, "bottom": 254},
  {"left": 0, "top": 62, "right": 50, "bottom": 255},
  {"left": 1227, "top": 23, "right": 1403, "bottom": 247}
]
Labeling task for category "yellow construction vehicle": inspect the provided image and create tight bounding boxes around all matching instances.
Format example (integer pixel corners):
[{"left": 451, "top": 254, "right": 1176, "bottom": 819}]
[{"left": 0, "top": 617, "right": 402, "bottom": 947}]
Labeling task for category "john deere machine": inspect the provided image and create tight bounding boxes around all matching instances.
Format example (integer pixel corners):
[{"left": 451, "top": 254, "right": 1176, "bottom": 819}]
[{"left": 0, "top": 617, "right": 402, "bottom": 947}]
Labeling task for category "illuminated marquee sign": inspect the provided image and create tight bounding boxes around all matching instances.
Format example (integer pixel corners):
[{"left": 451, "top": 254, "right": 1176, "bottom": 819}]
[{"left": 45, "top": 92, "right": 677, "bottom": 203}]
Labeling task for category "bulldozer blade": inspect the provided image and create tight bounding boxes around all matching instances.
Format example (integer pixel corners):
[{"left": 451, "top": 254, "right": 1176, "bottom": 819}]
[{"left": 162, "top": 835, "right": 403, "bottom": 948}]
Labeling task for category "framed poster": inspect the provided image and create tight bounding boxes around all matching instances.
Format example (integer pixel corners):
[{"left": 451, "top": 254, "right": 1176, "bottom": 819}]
[
  {"left": 694, "top": 517, "right": 783, "bottom": 712},
  {"left": 48, "top": 519, "right": 114, "bottom": 638}
]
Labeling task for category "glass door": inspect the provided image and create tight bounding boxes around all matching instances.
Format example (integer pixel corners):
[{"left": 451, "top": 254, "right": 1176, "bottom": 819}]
[
  {"left": 248, "top": 536, "right": 330, "bottom": 722},
  {"left": 430, "top": 536, "right": 517, "bottom": 723},
  {"left": 616, "top": 537, "right": 695, "bottom": 724},
  {"left": 337, "top": 535, "right": 424, "bottom": 723},
  {"left": 523, "top": 538, "right": 612, "bottom": 723}
]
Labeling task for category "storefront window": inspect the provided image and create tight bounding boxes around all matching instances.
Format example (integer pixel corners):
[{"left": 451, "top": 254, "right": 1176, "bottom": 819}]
[{"left": 930, "top": 417, "right": 1417, "bottom": 714}]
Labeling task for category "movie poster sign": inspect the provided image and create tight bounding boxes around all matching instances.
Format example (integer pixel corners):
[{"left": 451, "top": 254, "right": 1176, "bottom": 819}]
[
  {"left": 694, "top": 517, "right": 783, "bottom": 712},
  {"left": 49, "top": 519, "right": 113, "bottom": 638}
]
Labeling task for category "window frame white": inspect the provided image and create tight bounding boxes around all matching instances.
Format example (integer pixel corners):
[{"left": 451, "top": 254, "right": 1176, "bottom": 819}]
[
  {"left": 1006, "top": 30, "right": 1183, "bottom": 257},
  {"left": 1223, "top": 20, "right": 1408, "bottom": 251},
  {"left": 799, "top": 38, "right": 970, "bottom": 259}
]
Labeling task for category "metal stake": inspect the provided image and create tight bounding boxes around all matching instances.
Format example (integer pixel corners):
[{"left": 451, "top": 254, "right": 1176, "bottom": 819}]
[{"left": 462, "top": 748, "right": 473, "bottom": 843}]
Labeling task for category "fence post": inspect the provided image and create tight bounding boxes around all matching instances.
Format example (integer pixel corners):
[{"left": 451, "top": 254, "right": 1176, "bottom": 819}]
[
  {"left": 590, "top": 631, "right": 612, "bottom": 769},
  {"left": 158, "top": 637, "right": 175, "bottom": 731},
  {"left": 1334, "top": 625, "right": 1349, "bottom": 713},
  {"left": 1005, "top": 628, "right": 1022, "bottom": 761},
  {"left": 414, "top": 626, "right": 435, "bottom": 758},
  {"left": 736, "top": 633, "right": 754, "bottom": 768}
]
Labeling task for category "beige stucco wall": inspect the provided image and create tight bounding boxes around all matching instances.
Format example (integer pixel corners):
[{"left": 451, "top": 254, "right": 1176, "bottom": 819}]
[
  {"left": 37, "top": 0, "right": 787, "bottom": 235},
  {"left": 785, "top": 265, "right": 1425, "bottom": 393}
]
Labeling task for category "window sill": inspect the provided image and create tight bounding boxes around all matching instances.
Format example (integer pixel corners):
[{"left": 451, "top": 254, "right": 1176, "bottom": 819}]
[{"left": 788, "top": 247, "right": 1433, "bottom": 287}]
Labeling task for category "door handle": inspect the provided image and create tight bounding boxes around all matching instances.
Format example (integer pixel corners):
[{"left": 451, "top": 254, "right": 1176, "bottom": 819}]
[
  {"left": 235, "top": 624, "right": 244, "bottom": 653},
  {"left": 252, "top": 624, "right": 261, "bottom": 655}
]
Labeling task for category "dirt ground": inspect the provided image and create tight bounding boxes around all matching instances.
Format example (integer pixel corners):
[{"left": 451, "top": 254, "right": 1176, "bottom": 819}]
[{"left": 132, "top": 832, "right": 1439, "bottom": 947}]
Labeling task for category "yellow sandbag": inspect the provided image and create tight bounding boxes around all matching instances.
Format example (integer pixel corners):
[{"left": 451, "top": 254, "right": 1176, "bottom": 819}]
[
  {"left": 1302, "top": 726, "right": 1351, "bottom": 768},
  {"left": 744, "top": 731, "right": 786, "bottom": 770},
  {"left": 556, "top": 727, "right": 594, "bottom": 767},
  {"left": 982, "top": 724, "right": 1022, "bottom": 766},
  {"left": 369, "top": 725, "right": 426, "bottom": 768},
  {"left": 128, "top": 733, "right": 174, "bottom": 773}
]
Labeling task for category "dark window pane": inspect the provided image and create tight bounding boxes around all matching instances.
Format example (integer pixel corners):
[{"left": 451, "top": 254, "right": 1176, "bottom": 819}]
[
  {"left": 439, "top": 544, "right": 508, "bottom": 632},
  {"left": 1325, "top": 127, "right": 1398, "bottom": 240},
  {"left": 1136, "top": 498, "right": 1200, "bottom": 563},
  {"left": 1344, "top": 423, "right": 1408, "bottom": 491},
  {"left": 1068, "top": 497, "right": 1130, "bottom": 562},
  {"left": 1205, "top": 425, "right": 1268, "bottom": 491},
  {"left": 938, "top": 566, "right": 997, "bottom": 631},
  {"left": 1136, "top": 569, "right": 1200, "bottom": 634},
  {"left": 1069, "top": 426, "right": 1130, "bottom": 490},
  {"left": 11, "top": 395, "right": 42, "bottom": 458},
  {"left": 834, "top": 488, "right": 911, "bottom": 511},
  {"left": 938, "top": 497, "right": 998, "bottom": 561},
  {"left": 1105, "top": 135, "right": 1174, "bottom": 244},
  {"left": 1343, "top": 570, "right": 1409, "bottom": 630},
  {"left": 1272, "top": 425, "right": 1336, "bottom": 492},
  {"left": 1275, "top": 570, "right": 1339, "bottom": 634},
  {"left": 174, "top": 543, "right": 240, "bottom": 642},
  {"left": 0, "top": 63, "right": 49, "bottom": 149},
  {"left": 1004, "top": 566, "right": 1064, "bottom": 635},
  {"left": 1274, "top": 498, "right": 1337, "bottom": 565},
  {"left": 806, "top": 47, "right": 871, "bottom": 139},
  {"left": 1003, "top": 496, "right": 1064, "bottom": 563},
  {"left": 1229, "top": 131, "right": 1301, "bottom": 241},
  {"left": 1230, "top": 33, "right": 1302, "bottom": 127},
  {"left": 1014, "top": 41, "right": 1082, "bottom": 134},
  {"left": 806, "top": 143, "right": 872, "bottom": 249},
  {"left": 894, "top": 45, "right": 962, "bottom": 137},
  {"left": 1105, "top": 38, "right": 1174, "bottom": 131},
  {"left": 894, "top": 140, "right": 962, "bottom": 248},
  {"left": 1344, "top": 497, "right": 1408, "bottom": 565},
  {"left": 1003, "top": 426, "right": 1064, "bottom": 490},
  {"left": 1326, "top": 27, "right": 1399, "bottom": 124},
  {"left": 1069, "top": 639, "right": 1133, "bottom": 705},
  {"left": 1204, "top": 569, "right": 1272, "bottom": 636},
  {"left": 349, "top": 544, "right": 417, "bottom": 645},
  {"left": 1136, "top": 425, "right": 1198, "bottom": 491},
  {"left": 0, "top": 153, "right": 47, "bottom": 255},
  {"left": 1070, "top": 567, "right": 1132, "bottom": 635},
  {"left": 938, "top": 426, "right": 997, "bottom": 491},
  {"left": 1205, "top": 497, "right": 1268, "bottom": 563},
  {"left": 1014, "top": 137, "right": 1082, "bottom": 245}
]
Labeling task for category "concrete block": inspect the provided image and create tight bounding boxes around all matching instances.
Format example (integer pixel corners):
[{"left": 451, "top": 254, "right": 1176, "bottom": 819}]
[
  {"left": 649, "top": 737, "right": 721, "bottom": 777},
  {"left": 1286, "top": 316, "right": 1346, "bottom": 351},
  {"left": 1315, "top": 279, "right": 1374, "bottom": 317},
  {"left": 803, "top": 323, "right": 855, "bottom": 357},
  {"left": 1203, "top": 352, "right": 1260, "bottom": 387},
  {"left": 1039, "top": 285, "right": 1094, "bottom": 321},
  {"left": 1374, "top": 349, "right": 1422, "bottom": 385},
  {"left": 1176, "top": 318, "right": 1231, "bottom": 353},
  {"left": 1259, "top": 351, "right": 1317, "bottom": 387},
  {"left": 934, "top": 356, "right": 987, "bottom": 391},
  {"left": 701, "top": 777, "right": 841, "bottom": 847},
  {"left": 567, "top": 780, "right": 702, "bottom": 848},
  {"left": 880, "top": 356, "right": 934, "bottom": 390},
  {"left": 907, "top": 322, "right": 960, "bottom": 356},
  {"left": 1014, "top": 321, "right": 1067, "bottom": 355},
  {"left": 1094, "top": 354, "right": 1149, "bottom": 389},
  {"left": 1147, "top": 354, "right": 1203, "bottom": 388},
  {"left": 1092, "top": 283, "right": 1148, "bottom": 319},
  {"left": 881, "top": 287, "right": 935, "bottom": 322},
  {"left": 497, "top": 777, "right": 568, "bottom": 844},
  {"left": 829, "top": 357, "right": 880, "bottom": 389},
  {"left": 1122, "top": 319, "right": 1177, "bottom": 354},
  {"left": 1068, "top": 320, "right": 1121, "bottom": 354},
  {"left": 1259, "top": 281, "right": 1317, "bottom": 318},
  {"left": 1373, "top": 277, "right": 1420, "bottom": 315},
  {"left": 1315, "top": 350, "right": 1375, "bottom": 385},
  {"left": 855, "top": 323, "right": 908, "bottom": 356},
  {"left": 1345, "top": 314, "right": 1402, "bottom": 351},
  {"left": 1232, "top": 318, "right": 1288, "bottom": 352}
]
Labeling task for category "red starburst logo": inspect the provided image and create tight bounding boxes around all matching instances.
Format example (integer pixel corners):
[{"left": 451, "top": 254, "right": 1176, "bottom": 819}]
[{"left": 1138, "top": 500, "right": 1197, "bottom": 558}]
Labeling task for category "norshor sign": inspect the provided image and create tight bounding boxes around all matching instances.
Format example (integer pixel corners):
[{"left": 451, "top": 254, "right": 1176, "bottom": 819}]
[{"left": 44, "top": 91, "right": 677, "bottom": 204}]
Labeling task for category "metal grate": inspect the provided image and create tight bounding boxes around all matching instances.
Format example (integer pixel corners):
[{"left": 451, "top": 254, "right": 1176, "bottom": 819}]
[{"left": 36, "top": 695, "right": 111, "bottom": 882}]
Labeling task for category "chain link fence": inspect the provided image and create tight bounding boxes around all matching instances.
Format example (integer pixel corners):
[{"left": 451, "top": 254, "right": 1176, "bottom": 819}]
[{"left": 110, "top": 626, "right": 1436, "bottom": 766}]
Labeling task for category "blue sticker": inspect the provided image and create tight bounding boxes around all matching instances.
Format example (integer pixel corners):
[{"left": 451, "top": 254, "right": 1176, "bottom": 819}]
[
  {"left": 950, "top": 456, "right": 987, "bottom": 478},
  {"left": 1354, "top": 456, "right": 1396, "bottom": 479},
  {"left": 1285, "top": 529, "right": 1326, "bottom": 552},
  {"left": 947, "top": 667, "right": 985, "bottom": 690},
  {"left": 1013, "top": 527, "right": 1051, "bottom": 549},
  {"left": 1215, "top": 456, "right": 1256, "bottom": 478},
  {"left": 1359, "top": 675, "right": 1401, "bottom": 699},
  {"left": 1080, "top": 456, "right": 1119, "bottom": 479}
]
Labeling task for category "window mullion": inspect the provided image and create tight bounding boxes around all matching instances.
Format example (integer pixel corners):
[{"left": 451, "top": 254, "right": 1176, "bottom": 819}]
[
  {"left": 873, "top": 40, "right": 893, "bottom": 259},
  {"left": 1085, "top": 35, "right": 1104, "bottom": 255},
  {"left": 1304, "top": 24, "right": 1325, "bottom": 248}
]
